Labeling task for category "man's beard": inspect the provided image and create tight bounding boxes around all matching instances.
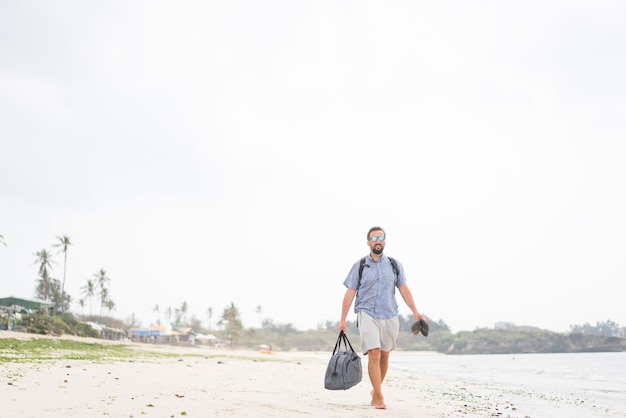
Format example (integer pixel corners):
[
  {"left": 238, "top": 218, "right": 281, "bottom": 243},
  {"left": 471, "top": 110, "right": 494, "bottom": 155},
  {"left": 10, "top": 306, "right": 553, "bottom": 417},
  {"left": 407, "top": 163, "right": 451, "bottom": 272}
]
[{"left": 372, "top": 246, "right": 383, "bottom": 255}]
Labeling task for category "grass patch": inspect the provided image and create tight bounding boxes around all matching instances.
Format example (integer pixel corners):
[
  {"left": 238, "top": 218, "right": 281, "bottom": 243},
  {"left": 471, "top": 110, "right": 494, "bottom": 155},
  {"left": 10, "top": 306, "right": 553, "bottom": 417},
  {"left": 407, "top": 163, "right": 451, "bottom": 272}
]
[
  {"left": 0, "top": 338, "right": 179, "bottom": 363},
  {"left": 0, "top": 338, "right": 272, "bottom": 364}
]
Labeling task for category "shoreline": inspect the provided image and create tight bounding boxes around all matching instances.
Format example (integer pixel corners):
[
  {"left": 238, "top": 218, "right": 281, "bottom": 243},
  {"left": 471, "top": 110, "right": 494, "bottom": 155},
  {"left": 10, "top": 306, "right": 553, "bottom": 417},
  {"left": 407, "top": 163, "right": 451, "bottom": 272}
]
[{"left": 0, "top": 331, "right": 608, "bottom": 417}]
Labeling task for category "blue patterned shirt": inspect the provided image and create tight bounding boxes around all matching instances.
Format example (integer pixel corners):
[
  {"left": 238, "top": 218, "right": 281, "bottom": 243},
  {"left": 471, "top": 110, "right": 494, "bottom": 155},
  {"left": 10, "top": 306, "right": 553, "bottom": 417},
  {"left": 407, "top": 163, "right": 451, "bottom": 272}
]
[{"left": 343, "top": 254, "right": 407, "bottom": 319}]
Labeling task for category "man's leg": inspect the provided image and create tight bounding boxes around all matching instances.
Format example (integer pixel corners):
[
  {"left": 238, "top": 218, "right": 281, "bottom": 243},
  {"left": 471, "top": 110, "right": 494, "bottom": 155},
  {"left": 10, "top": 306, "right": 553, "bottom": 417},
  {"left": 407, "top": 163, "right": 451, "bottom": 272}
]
[
  {"left": 368, "top": 348, "right": 387, "bottom": 409},
  {"left": 380, "top": 350, "right": 390, "bottom": 382}
]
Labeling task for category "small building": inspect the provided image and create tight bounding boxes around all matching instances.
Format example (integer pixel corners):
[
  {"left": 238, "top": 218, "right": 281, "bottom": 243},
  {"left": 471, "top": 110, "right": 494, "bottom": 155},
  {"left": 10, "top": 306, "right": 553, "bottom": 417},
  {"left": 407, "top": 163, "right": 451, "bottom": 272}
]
[
  {"left": 0, "top": 296, "right": 54, "bottom": 313},
  {"left": 1, "top": 296, "right": 54, "bottom": 330},
  {"left": 127, "top": 327, "right": 161, "bottom": 342}
]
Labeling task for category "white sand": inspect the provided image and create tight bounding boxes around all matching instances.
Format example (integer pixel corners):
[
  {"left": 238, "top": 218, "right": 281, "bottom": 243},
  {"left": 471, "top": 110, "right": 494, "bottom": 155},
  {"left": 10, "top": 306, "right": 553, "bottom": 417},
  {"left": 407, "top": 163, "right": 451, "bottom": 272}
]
[{"left": 1, "top": 331, "right": 547, "bottom": 417}]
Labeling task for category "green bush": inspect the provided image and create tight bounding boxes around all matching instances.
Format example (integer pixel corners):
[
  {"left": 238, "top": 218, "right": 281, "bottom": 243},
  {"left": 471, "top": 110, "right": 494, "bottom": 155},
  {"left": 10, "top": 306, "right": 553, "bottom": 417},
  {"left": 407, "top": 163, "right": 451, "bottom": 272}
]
[{"left": 23, "top": 313, "right": 100, "bottom": 338}]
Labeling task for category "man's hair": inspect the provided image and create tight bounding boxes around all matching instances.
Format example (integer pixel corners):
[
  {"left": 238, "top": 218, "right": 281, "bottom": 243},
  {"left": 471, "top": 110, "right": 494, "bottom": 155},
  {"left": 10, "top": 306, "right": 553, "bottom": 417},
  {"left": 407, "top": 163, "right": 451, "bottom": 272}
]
[{"left": 367, "top": 226, "right": 386, "bottom": 240}]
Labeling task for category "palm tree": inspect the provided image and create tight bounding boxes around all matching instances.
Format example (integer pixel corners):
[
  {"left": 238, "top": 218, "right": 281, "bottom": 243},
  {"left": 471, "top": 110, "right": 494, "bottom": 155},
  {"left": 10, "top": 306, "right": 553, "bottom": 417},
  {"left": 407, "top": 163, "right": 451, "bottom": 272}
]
[
  {"left": 52, "top": 235, "right": 73, "bottom": 313},
  {"left": 153, "top": 304, "right": 161, "bottom": 325},
  {"left": 51, "top": 281, "right": 70, "bottom": 314},
  {"left": 81, "top": 279, "right": 96, "bottom": 316},
  {"left": 78, "top": 298, "right": 86, "bottom": 317},
  {"left": 104, "top": 299, "right": 116, "bottom": 315},
  {"left": 206, "top": 306, "right": 213, "bottom": 330},
  {"left": 33, "top": 249, "right": 55, "bottom": 301},
  {"left": 94, "top": 268, "right": 110, "bottom": 291},
  {"left": 174, "top": 308, "right": 182, "bottom": 325},
  {"left": 99, "top": 287, "right": 110, "bottom": 317},
  {"left": 180, "top": 301, "right": 189, "bottom": 325},
  {"left": 219, "top": 302, "right": 243, "bottom": 345},
  {"left": 93, "top": 268, "right": 111, "bottom": 315}
]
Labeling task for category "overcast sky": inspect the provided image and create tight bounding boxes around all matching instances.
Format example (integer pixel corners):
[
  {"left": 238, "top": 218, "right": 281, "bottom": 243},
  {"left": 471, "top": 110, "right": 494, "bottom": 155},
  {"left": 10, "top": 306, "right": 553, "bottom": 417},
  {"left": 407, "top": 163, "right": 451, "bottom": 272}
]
[{"left": 2, "top": 1, "right": 625, "bottom": 333}]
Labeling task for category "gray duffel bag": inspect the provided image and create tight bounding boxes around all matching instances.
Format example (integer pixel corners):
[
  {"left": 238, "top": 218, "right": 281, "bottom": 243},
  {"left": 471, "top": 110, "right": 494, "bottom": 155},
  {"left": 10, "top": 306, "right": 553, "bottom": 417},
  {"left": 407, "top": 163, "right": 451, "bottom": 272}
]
[{"left": 324, "top": 331, "right": 362, "bottom": 390}]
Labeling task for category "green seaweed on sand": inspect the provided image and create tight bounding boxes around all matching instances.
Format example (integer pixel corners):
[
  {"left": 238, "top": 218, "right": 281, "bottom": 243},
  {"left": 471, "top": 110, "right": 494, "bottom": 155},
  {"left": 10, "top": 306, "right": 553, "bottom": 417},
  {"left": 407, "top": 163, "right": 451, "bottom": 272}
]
[
  {"left": 0, "top": 338, "right": 179, "bottom": 363},
  {"left": 0, "top": 338, "right": 286, "bottom": 364}
]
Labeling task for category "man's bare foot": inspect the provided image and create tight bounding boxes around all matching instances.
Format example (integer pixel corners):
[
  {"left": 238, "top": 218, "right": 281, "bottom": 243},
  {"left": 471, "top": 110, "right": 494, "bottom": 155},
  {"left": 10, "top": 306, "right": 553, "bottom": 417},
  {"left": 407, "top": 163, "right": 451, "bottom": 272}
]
[{"left": 370, "top": 391, "right": 386, "bottom": 409}]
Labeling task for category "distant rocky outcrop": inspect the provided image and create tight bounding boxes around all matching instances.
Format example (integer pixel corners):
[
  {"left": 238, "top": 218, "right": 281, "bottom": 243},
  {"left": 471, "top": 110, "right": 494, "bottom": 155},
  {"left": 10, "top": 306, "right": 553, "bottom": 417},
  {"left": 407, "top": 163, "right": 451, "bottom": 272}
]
[{"left": 445, "top": 329, "right": 626, "bottom": 355}]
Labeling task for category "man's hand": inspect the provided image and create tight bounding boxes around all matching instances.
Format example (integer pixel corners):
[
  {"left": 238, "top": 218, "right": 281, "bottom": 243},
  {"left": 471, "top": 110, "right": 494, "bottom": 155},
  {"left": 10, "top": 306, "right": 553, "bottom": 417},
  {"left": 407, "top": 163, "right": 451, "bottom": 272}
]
[{"left": 337, "top": 320, "right": 347, "bottom": 333}]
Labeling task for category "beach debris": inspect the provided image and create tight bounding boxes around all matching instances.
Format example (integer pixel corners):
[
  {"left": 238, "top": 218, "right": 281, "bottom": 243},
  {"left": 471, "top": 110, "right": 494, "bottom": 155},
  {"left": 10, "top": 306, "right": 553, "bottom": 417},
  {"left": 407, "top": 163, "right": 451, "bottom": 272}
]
[{"left": 175, "top": 394, "right": 185, "bottom": 398}]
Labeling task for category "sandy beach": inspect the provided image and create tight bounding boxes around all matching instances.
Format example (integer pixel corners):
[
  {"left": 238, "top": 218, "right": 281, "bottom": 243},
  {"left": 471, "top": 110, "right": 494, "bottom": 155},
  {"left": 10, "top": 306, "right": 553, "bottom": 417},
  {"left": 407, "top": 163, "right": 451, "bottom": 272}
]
[{"left": 0, "top": 331, "right": 566, "bottom": 418}]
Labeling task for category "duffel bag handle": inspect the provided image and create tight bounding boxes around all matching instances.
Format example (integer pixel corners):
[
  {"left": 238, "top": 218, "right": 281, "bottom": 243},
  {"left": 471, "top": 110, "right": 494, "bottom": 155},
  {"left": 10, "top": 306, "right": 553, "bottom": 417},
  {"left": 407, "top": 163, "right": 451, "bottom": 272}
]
[{"left": 333, "top": 330, "right": 356, "bottom": 355}]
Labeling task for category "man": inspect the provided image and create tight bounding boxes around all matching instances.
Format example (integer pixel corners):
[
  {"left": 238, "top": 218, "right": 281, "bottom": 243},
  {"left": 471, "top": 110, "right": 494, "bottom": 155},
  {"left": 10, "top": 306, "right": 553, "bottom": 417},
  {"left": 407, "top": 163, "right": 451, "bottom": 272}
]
[{"left": 338, "top": 226, "right": 425, "bottom": 410}]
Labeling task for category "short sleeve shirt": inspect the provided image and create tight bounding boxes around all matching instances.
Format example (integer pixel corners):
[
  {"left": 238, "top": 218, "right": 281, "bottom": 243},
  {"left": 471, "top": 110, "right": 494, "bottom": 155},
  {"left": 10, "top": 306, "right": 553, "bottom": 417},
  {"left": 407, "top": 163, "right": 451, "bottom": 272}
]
[{"left": 343, "top": 254, "right": 407, "bottom": 319}]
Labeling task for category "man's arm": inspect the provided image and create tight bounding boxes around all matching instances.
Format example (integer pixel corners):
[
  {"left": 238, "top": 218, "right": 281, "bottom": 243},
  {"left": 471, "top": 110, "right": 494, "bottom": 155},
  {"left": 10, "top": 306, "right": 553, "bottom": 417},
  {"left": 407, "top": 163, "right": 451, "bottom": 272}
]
[
  {"left": 338, "top": 288, "right": 356, "bottom": 332},
  {"left": 398, "top": 284, "right": 425, "bottom": 321}
]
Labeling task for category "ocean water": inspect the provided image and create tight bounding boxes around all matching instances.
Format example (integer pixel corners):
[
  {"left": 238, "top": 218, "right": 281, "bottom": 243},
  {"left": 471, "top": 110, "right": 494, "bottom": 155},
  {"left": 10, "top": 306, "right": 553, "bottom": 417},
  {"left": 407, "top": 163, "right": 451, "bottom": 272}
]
[{"left": 392, "top": 351, "right": 626, "bottom": 417}]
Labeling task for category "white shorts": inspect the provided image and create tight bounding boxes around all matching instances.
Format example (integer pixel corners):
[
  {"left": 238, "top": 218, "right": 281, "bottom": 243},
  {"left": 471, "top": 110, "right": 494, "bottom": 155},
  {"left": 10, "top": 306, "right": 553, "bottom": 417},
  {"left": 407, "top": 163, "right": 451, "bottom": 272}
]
[{"left": 357, "top": 311, "right": 400, "bottom": 355}]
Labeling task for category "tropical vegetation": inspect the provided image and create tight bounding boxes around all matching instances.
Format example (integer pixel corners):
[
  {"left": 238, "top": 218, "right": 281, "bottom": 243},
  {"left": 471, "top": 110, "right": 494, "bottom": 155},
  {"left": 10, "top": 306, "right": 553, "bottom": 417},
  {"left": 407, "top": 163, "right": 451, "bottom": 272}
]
[
  {"left": 11, "top": 308, "right": 626, "bottom": 355},
  {"left": 3, "top": 232, "right": 626, "bottom": 354}
]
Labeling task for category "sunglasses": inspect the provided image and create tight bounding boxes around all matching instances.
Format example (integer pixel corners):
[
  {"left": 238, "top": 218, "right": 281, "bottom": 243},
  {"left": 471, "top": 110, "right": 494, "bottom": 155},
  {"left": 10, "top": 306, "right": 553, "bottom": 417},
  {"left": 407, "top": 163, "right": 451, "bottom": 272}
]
[{"left": 369, "top": 236, "right": 385, "bottom": 242}]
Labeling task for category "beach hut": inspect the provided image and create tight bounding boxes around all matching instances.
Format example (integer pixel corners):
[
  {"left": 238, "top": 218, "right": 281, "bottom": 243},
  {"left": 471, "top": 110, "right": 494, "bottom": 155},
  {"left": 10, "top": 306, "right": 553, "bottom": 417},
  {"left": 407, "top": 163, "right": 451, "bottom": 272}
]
[
  {"left": 0, "top": 296, "right": 54, "bottom": 330},
  {"left": 0, "top": 296, "right": 54, "bottom": 313}
]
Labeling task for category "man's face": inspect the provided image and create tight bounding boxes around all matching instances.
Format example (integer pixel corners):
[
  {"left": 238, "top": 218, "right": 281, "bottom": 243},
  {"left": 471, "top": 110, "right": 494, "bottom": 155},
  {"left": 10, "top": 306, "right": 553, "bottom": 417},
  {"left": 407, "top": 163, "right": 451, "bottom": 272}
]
[{"left": 367, "top": 231, "right": 386, "bottom": 255}]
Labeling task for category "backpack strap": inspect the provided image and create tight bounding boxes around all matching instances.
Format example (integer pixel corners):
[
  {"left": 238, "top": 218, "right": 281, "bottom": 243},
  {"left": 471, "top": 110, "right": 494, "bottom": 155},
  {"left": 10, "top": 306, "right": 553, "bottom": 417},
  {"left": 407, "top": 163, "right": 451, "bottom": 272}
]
[
  {"left": 388, "top": 257, "right": 399, "bottom": 286},
  {"left": 356, "top": 257, "right": 366, "bottom": 295},
  {"left": 358, "top": 257, "right": 367, "bottom": 282}
]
